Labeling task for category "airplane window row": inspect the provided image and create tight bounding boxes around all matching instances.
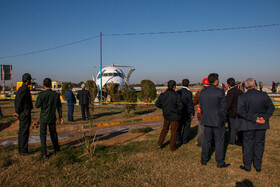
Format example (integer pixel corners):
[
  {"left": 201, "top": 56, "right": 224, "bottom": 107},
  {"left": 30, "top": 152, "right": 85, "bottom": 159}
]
[{"left": 98, "top": 73, "right": 124, "bottom": 79}]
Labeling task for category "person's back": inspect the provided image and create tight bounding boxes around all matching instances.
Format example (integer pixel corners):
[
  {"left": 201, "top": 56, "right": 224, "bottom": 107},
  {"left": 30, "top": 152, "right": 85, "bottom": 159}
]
[
  {"left": 77, "top": 88, "right": 90, "bottom": 105},
  {"left": 156, "top": 89, "right": 182, "bottom": 121},
  {"left": 238, "top": 88, "right": 274, "bottom": 131},
  {"left": 36, "top": 89, "right": 61, "bottom": 123},
  {"left": 35, "top": 78, "right": 63, "bottom": 158},
  {"left": 200, "top": 85, "right": 227, "bottom": 127}
]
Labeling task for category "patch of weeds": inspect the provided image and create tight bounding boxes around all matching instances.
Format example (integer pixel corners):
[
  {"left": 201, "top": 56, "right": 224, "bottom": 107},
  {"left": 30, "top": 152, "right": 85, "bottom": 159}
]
[
  {"left": 0, "top": 154, "right": 12, "bottom": 168},
  {"left": 129, "top": 127, "right": 153, "bottom": 133},
  {"left": 50, "top": 147, "right": 81, "bottom": 168}
]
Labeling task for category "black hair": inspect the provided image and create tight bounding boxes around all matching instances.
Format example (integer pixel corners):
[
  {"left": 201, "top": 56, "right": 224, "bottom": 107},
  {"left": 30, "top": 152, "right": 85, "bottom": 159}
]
[
  {"left": 43, "top": 78, "right": 52, "bottom": 88},
  {"left": 208, "top": 73, "right": 219, "bottom": 84},
  {"left": 22, "top": 73, "right": 31, "bottom": 83},
  {"left": 227, "top": 78, "right": 235, "bottom": 87},
  {"left": 168, "top": 80, "right": 176, "bottom": 90},
  {"left": 182, "top": 79, "right": 190, "bottom": 87}
]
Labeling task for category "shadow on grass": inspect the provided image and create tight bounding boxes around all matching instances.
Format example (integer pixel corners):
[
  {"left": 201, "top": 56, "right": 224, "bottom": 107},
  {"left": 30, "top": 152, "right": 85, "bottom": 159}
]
[
  {"left": 0, "top": 120, "right": 14, "bottom": 132},
  {"left": 92, "top": 111, "right": 123, "bottom": 119},
  {"left": 235, "top": 179, "right": 254, "bottom": 187},
  {"left": 135, "top": 109, "right": 156, "bottom": 116},
  {"left": 63, "top": 128, "right": 129, "bottom": 147}
]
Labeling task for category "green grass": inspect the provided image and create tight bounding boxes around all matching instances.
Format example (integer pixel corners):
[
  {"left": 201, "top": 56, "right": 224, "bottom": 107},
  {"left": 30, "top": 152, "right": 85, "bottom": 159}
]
[
  {"left": 0, "top": 102, "right": 279, "bottom": 186},
  {"left": 129, "top": 127, "right": 153, "bottom": 133}
]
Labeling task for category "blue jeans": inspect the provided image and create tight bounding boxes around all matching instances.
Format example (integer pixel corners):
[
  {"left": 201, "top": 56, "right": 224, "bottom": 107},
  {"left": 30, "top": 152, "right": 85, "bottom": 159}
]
[{"left": 67, "top": 104, "right": 74, "bottom": 121}]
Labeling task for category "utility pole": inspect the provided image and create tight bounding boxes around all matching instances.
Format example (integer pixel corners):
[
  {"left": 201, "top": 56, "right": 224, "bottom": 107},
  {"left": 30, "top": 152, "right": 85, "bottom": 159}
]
[{"left": 100, "top": 32, "right": 103, "bottom": 102}]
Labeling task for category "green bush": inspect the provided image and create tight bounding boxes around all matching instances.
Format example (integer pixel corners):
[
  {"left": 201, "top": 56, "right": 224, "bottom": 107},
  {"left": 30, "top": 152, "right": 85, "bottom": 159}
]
[
  {"left": 138, "top": 80, "right": 157, "bottom": 103},
  {"left": 86, "top": 80, "right": 98, "bottom": 114},
  {"left": 122, "top": 84, "right": 137, "bottom": 114}
]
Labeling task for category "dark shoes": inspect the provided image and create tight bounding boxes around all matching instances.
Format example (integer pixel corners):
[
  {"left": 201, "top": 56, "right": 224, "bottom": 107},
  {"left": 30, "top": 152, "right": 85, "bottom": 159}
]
[
  {"left": 19, "top": 152, "right": 31, "bottom": 156},
  {"left": 217, "top": 163, "right": 230, "bottom": 168},
  {"left": 256, "top": 168, "right": 261, "bottom": 172},
  {"left": 240, "top": 165, "right": 251, "bottom": 172},
  {"left": 41, "top": 153, "right": 49, "bottom": 159}
]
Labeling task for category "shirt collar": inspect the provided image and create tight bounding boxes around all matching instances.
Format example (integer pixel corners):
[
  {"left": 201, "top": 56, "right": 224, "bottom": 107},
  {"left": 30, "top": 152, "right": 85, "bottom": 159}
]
[{"left": 182, "top": 86, "right": 190, "bottom": 91}]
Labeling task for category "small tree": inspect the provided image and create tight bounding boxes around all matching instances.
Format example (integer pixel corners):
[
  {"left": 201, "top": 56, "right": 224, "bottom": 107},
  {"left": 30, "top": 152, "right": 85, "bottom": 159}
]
[
  {"left": 61, "top": 82, "right": 71, "bottom": 100},
  {"left": 86, "top": 80, "right": 98, "bottom": 114},
  {"left": 122, "top": 84, "right": 137, "bottom": 114},
  {"left": 139, "top": 80, "right": 157, "bottom": 103}
]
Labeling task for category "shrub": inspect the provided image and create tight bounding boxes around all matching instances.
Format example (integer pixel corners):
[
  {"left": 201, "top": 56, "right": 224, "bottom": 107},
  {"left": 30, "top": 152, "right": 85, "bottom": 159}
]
[
  {"left": 139, "top": 80, "right": 157, "bottom": 103},
  {"left": 86, "top": 80, "right": 98, "bottom": 113},
  {"left": 122, "top": 84, "right": 137, "bottom": 114}
]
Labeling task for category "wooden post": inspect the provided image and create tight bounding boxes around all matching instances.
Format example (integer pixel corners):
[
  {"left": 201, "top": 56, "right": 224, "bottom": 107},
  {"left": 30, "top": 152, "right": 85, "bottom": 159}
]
[
  {"left": 10, "top": 65, "right": 13, "bottom": 92},
  {"left": 1, "top": 65, "right": 5, "bottom": 93}
]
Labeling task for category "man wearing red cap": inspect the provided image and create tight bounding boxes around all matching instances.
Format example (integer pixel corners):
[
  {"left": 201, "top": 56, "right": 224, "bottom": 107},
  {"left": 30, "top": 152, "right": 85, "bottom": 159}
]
[{"left": 193, "top": 78, "right": 209, "bottom": 147}]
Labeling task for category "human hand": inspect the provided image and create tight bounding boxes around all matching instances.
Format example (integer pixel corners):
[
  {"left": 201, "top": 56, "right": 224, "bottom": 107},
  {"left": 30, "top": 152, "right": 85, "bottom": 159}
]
[
  {"left": 256, "top": 117, "right": 265, "bottom": 124},
  {"left": 13, "top": 113, "right": 19, "bottom": 119},
  {"left": 60, "top": 118, "right": 63, "bottom": 125}
]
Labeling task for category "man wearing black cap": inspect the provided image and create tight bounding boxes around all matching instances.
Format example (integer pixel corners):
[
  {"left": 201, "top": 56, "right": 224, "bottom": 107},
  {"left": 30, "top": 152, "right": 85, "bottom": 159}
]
[
  {"left": 35, "top": 78, "right": 63, "bottom": 158},
  {"left": 13, "top": 73, "right": 33, "bottom": 155}
]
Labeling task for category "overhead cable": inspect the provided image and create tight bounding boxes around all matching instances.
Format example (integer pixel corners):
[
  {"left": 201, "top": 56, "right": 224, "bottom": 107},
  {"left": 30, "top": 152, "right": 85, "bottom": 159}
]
[{"left": 1, "top": 23, "right": 279, "bottom": 59}]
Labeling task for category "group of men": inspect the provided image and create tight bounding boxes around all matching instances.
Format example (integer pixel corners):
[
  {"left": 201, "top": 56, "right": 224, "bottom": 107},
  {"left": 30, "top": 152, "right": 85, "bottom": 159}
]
[
  {"left": 14, "top": 73, "right": 91, "bottom": 158},
  {"left": 156, "top": 73, "right": 275, "bottom": 172},
  {"left": 65, "top": 84, "right": 91, "bottom": 122}
]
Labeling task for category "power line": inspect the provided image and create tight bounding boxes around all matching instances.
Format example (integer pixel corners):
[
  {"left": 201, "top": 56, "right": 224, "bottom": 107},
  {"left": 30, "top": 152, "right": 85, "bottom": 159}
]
[
  {"left": 105, "top": 23, "right": 280, "bottom": 36},
  {"left": 0, "top": 35, "right": 100, "bottom": 59},
  {"left": 1, "top": 23, "right": 279, "bottom": 59}
]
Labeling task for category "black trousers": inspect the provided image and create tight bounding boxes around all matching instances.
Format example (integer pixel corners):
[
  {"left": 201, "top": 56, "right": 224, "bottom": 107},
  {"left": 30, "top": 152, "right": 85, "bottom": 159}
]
[
  {"left": 177, "top": 118, "right": 192, "bottom": 144},
  {"left": 201, "top": 125, "right": 225, "bottom": 166},
  {"left": 18, "top": 112, "right": 31, "bottom": 153},
  {"left": 80, "top": 104, "right": 90, "bottom": 120},
  {"left": 243, "top": 129, "right": 266, "bottom": 170},
  {"left": 228, "top": 117, "right": 239, "bottom": 144},
  {"left": 40, "top": 122, "right": 60, "bottom": 155}
]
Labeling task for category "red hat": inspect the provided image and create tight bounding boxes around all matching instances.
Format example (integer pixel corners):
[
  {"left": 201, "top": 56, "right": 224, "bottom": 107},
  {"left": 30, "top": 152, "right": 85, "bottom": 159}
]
[{"left": 202, "top": 78, "right": 210, "bottom": 85}]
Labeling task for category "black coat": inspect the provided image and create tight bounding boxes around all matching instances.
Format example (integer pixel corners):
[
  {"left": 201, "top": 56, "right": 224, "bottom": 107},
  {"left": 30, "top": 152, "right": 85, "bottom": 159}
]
[
  {"left": 155, "top": 89, "right": 183, "bottom": 121},
  {"left": 77, "top": 89, "right": 91, "bottom": 105},
  {"left": 14, "top": 84, "right": 33, "bottom": 114},
  {"left": 177, "top": 88, "right": 195, "bottom": 120},
  {"left": 199, "top": 85, "right": 227, "bottom": 127},
  {"left": 237, "top": 89, "right": 275, "bottom": 131},
  {"left": 226, "top": 86, "right": 243, "bottom": 117}
]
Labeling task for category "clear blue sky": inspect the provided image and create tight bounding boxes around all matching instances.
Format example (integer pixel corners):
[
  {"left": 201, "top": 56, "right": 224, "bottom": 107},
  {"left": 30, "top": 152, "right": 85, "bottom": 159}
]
[{"left": 0, "top": 0, "right": 280, "bottom": 86}]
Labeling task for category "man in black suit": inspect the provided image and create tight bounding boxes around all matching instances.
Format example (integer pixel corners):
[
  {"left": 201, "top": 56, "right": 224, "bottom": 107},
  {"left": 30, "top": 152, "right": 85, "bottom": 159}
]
[
  {"left": 176, "top": 79, "right": 195, "bottom": 144},
  {"left": 77, "top": 83, "right": 91, "bottom": 120},
  {"left": 226, "top": 78, "right": 243, "bottom": 145},
  {"left": 238, "top": 78, "right": 275, "bottom": 172},
  {"left": 200, "top": 73, "right": 230, "bottom": 168},
  {"left": 156, "top": 80, "right": 183, "bottom": 151}
]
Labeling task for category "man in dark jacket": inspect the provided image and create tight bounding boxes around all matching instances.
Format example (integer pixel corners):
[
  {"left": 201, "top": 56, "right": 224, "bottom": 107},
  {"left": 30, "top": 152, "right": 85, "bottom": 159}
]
[
  {"left": 226, "top": 78, "right": 243, "bottom": 145},
  {"left": 176, "top": 79, "right": 195, "bottom": 144},
  {"left": 156, "top": 80, "right": 183, "bottom": 151},
  {"left": 13, "top": 73, "right": 33, "bottom": 155},
  {"left": 77, "top": 83, "right": 91, "bottom": 120},
  {"left": 200, "top": 73, "right": 230, "bottom": 168},
  {"left": 35, "top": 78, "right": 63, "bottom": 158},
  {"left": 238, "top": 78, "right": 275, "bottom": 172},
  {"left": 65, "top": 85, "right": 76, "bottom": 121}
]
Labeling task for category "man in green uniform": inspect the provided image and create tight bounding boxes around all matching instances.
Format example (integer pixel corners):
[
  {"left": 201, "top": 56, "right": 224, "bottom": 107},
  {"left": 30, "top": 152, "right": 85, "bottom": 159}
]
[
  {"left": 35, "top": 78, "right": 63, "bottom": 158},
  {"left": 13, "top": 73, "right": 33, "bottom": 155}
]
